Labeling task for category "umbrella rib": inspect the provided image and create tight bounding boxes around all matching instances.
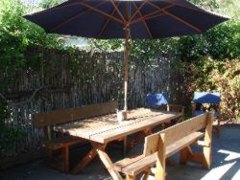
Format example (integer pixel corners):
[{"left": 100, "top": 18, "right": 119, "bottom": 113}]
[
  {"left": 129, "top": 0, "right": 148, "bottom": 22},
  {"left": 97, "top": 1, "right": 121, "bottom": 38},
  {"left": 131, "top": 4, "right": 174, "bottom": 25},
  {"left": 132, "top": 2, "right": 153, "bottom": 38},
  {"left": 109, "top": 0, "right": 126, "bottom": 23},
  {"left": 50, "top": 1, "right": 106, "bottom": 32},
  {"left": 78, "top": 1, "right": 124, "bottom": 24},
  {"left": 141, "top": 14, "right": 165, "bottom": 23},
  {"left": 132, "top": 14, "right": 164, "bottom": 25},
  {"left": 148, "top": 1, "right": 202, "bottom": 33}
]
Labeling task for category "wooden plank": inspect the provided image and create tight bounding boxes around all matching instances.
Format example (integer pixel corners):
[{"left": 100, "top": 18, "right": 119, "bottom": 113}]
[
  {"left": 155, "top": 133, "right": 166, "bottom": 180},
  {"left": 161, "top": 113, "right": 207, "bottom": 146},
  {"left": 143, "top": 132, "right": 159, "bottom": 156},
  {"left": 113, "top": 154, "right": 144, "bottom": 172},
  {"left": 126, "top": 175, "right": 136, "bottom": 180},
  {"left": 143, "top": 115, "right": 207, "bottom": 157},
  {"left": 73, "top": 101, "right": 117, "bottom": 122},
  {"left": 97, "top": 149, "right": 122, "bottom": 180},
  {"left": 144, "top": 131, "right": 203, "bottom": 158},
  {"left": 63, "top": 147, "right": 69, "bottom": 172},
  {"left": 120, "top": 132, "right": 204, "bottom": 177},
  {"left": 55, "top": 114, "right": 118, "bottom": 139},
  {"left": 90, "top": 113, "right": 179, "bottom": 143},
  {"left": 166, "top": 132, "right": 204, "bottom": 157},
  {"left": 203, "top": 112, "right": 214, "bottom": 169},
  {"left": 126, "top": 108, "right": 153, "bottom": 119},
  {"left": 121, "top": 153, "right": 157, "bottom": 176},
  {"left": 55, "top": 108, "right": 154, "bottom": 137},
  {"left": 179, "top": 146, "right": 193, "bottom": 164},
  {"left": 112, "top": 113, "right": 211, "bottom": 179},
  {"left": 34, "top": 101, "right": 117, "bottom": 127},
  {"left": 55, "top": 109, "right": 180, "bottom": 142}
]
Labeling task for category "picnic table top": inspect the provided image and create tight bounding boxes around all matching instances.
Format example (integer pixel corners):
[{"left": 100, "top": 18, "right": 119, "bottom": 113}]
[{"left": 55, "top": 108, "right": 181, "bottom": 144}]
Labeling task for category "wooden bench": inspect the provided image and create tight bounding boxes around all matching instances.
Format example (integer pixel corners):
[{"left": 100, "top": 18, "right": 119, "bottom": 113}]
[
  {"left": 97, "top": 112, "right": 213, "bottom": 180},
  {"left": 34, "top": 101, "right": 117, "bottom": 172}
]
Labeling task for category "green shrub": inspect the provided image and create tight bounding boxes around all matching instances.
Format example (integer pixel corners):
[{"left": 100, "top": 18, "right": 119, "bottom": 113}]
[{"left": 177, "top": 57, "right": 240, "bottom": 121}]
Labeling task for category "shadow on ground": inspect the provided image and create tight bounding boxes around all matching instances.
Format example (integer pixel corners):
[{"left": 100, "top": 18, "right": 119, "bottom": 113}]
[{"left": 0, "top": 125, "right": 239, "bottom": 180}]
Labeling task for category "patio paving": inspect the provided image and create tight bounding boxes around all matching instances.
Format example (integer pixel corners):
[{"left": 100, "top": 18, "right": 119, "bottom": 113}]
[{"left": 0, "top": 124, "right": 239, "bottom": 180}]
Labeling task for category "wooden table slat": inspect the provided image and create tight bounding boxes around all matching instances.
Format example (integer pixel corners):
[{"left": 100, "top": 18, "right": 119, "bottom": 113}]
[
  {"left": 90, "top": 113, "right": 180, "bottom": 143},
  {"left": 55, "top": 108, "right": 181, "bottom": 143}
]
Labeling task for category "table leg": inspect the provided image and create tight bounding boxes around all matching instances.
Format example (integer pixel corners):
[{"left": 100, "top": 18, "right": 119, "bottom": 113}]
[
  {"left": 123, "top": 136, "right": 127, "bottom": 157},
  {"left": 97, "top": 149, "right": 122, "bottom": 180},
  {"left": 72, "top": 142, "right": 107, "bottom": 174}
]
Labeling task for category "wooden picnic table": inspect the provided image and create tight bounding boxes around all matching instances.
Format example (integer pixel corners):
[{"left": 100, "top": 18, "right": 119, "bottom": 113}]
[{"left": 54, "top": 108, "right": 182, "bottom": 174}]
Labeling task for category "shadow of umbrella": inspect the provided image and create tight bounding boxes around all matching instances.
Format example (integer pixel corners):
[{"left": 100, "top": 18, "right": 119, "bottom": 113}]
[{"left": 24, "top": 0, "right": 228, "bottom": 116}]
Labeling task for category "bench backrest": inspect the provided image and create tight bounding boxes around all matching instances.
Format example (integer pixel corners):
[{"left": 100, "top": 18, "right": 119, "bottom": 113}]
[
  {"left": 34, "top": 101, "right": 118, "bottom": 128},
  {"left": 143, "top": 112, "right": 212, "bottom": 156}
]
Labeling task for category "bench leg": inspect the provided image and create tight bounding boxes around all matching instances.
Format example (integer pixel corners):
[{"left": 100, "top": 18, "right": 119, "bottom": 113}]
[
  {"left": 180, "top": 146, "right": 192, "bottom": 164},
  {"left": 203, "top": 112, "right": 213, "bottom": 169},
  {"left": 46, "top": 147, "right": 70, "bottom": 173},
  {"left": 63, "top": 147, "right": 69, "bottom": 173},
  {"left": 141, "top": 168, "right": 151, "bottom": 180},
  {"left": 179, "top": 146, "right": 202, "bottom": 164},
  {"left": 203, "top": 145, "right": 211, "bottom": 169},
  {"left": 155, "top": 134, "right": 166, "bottom": 180},
  {"left": 180, "top": 144, "right": 212, "bottom": 170}
]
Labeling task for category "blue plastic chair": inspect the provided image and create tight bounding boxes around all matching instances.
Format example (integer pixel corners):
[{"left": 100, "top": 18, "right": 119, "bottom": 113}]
[
  {"left": 193, "top": 92, "right": 221, "bottom": 104},
  {"left": 192, "top": 92, "right": 221, "bottom": 116},
  {"left": 146, "top": 93, "right": 169, "bottom": 107},
  {"left": 192, "top": 91, "right": 221, "bottom": 135},
  {"left": 146, "top": 93, "right": 184, "bottom": 114}
]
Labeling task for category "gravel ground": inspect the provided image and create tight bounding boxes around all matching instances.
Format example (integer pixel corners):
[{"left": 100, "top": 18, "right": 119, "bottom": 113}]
[{"left": 0, "top": 124, "right": 239, "bottom": 180}]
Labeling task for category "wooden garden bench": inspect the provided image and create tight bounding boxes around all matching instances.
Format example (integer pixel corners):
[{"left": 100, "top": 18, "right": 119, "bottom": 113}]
[
  {"left": 97, "top": 112, "right": 213, "bottom": 180},
  {"left": 34, "top": 101, "right": 117, "bottom": 172}
]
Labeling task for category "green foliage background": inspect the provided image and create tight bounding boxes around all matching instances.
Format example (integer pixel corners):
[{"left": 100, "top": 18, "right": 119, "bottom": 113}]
[
  {"left": 0, "top": 0, "right": 64, "bottom": 155},
  {"left": 0, "top": 0, "right": 239, "bottom": 155}
]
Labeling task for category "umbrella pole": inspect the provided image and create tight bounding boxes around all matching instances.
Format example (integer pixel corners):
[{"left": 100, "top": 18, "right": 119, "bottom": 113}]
[{"left": 123, "top": 26, "right": 130, "bottom": 112}]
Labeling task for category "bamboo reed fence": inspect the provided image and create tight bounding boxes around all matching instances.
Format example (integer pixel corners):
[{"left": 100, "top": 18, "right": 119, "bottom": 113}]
[{"left": 0, "top": 47, "right": 187, "bottom": 160}]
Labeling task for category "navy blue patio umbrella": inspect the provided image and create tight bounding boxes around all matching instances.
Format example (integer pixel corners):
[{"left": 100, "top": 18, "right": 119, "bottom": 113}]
[{"left": 24, "top": 0, "right": 228, "bottom": 114}]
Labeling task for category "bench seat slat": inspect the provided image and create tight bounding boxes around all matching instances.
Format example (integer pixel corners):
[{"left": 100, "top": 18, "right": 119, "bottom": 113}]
[
  {"left": 117, "top": 131, "right": 204, "bottom": 176},
  {"left": 120, "top": 154, "right": 156, "bottom": 176},
  {"left": 113, "top": 154, "right": 144, "bottom": 172}
]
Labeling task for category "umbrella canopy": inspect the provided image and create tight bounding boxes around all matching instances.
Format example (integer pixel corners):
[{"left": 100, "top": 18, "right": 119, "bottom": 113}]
[{"left": 24, "top": 0, "right": 228, "bottom": 112}]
